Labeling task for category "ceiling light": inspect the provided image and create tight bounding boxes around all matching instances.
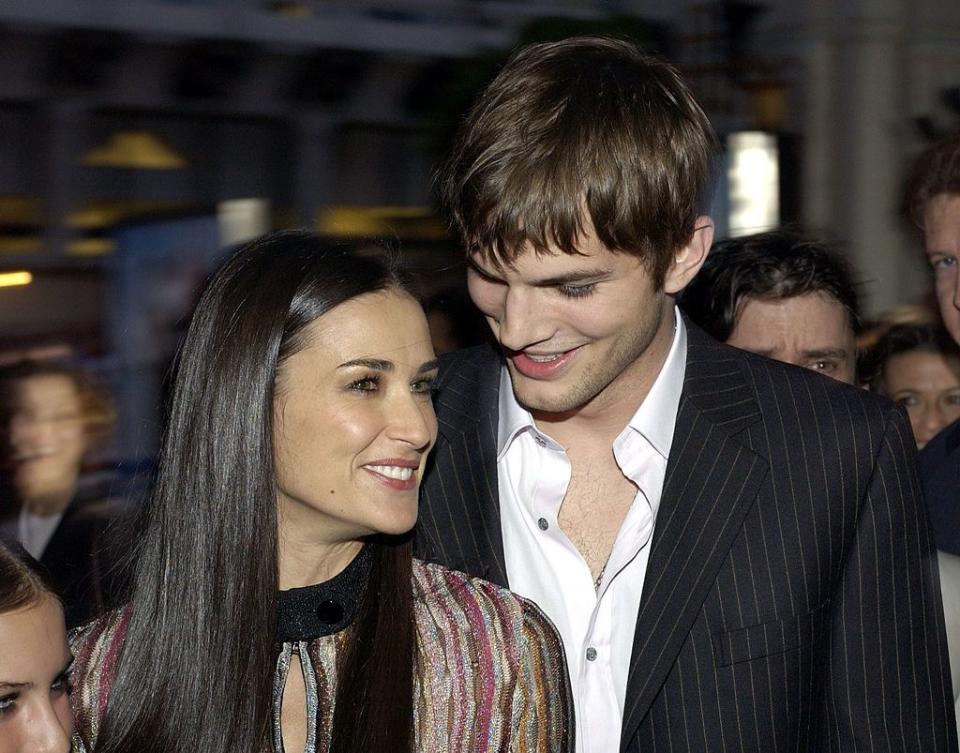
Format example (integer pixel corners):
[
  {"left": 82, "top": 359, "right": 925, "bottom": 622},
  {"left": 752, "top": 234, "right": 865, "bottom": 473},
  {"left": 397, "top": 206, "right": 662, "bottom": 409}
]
[{"left": 82, "top": 131, "right": 188, "bottom": 170}]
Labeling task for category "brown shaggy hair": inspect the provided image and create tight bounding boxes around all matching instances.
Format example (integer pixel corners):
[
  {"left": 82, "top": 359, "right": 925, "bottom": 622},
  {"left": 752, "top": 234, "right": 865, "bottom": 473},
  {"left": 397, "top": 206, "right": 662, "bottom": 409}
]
[
  {"left": 438, "top": 35, "right": 719, "bottom": 288},
  {"left": 905, "top": 131, "right": 960, "bottom": 229}
]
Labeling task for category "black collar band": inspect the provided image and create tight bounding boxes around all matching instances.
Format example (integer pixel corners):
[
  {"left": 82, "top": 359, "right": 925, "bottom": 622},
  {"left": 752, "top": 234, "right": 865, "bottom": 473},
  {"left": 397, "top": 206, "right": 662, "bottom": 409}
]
[{"left": 276, "top": 545, "right": 373, "bottom": 642}]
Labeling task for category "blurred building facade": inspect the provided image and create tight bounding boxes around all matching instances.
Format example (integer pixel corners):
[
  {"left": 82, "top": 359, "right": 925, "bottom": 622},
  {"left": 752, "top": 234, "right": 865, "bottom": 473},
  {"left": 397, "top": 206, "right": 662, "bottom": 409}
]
[{"left": 0, "top": 0, "right": 956, "bottom": 341}]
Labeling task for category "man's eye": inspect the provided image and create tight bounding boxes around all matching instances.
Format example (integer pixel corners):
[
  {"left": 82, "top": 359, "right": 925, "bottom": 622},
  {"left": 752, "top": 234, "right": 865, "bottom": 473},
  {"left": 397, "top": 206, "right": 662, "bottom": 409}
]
[
  {"left": 931, "top": 255, "right": 957, "bottom": 272},
  {"left": 557, "top": 283, "right": 597, "bottom": 299},
  {"left": 811, "top": 360, "right": 836, "bottom": 373},
  {"left": 896, "top": 395, "right": 919, "bottom": 407}
]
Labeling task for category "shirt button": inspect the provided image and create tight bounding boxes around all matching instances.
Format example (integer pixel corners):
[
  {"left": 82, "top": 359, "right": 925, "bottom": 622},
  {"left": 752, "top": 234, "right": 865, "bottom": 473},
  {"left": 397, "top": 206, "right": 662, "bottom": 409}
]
[
  {"left": 586, "top": 647, "right": 598, "bottom": 661},
  {"left": 534, "top": 435, "right": 546, "bottom": 447},
  {"left": 537, "top": 517, "right": 549, "bottom": 531}
]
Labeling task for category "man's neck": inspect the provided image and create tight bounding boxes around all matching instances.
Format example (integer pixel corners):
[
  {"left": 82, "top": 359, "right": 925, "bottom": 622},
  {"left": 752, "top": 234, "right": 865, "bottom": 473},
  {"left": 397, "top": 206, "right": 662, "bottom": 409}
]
[{"left": 21, "top": 489, "right": 74, "bottom": 517}]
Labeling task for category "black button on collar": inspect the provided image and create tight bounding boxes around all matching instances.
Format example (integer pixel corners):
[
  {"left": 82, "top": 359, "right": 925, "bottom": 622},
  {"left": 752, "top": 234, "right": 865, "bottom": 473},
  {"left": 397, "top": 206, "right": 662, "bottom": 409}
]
[{"left": 316, "top": 600, "right": 344, "bottom": 625}]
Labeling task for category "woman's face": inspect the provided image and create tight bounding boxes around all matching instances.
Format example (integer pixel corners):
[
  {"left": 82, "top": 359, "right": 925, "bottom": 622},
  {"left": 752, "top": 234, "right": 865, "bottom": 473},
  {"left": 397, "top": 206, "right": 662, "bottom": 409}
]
[
  {"left": 273, "top": 289, "right": 439, "bottom": 544},
  {"left": 0, "top": 595, "right": 74, "bottom": 753},
  {"left": 8, "top": 375, "right": 88, "bottom": 503},
  {"left": 883, "top": 350, "right": 960, "bottom": 449}
]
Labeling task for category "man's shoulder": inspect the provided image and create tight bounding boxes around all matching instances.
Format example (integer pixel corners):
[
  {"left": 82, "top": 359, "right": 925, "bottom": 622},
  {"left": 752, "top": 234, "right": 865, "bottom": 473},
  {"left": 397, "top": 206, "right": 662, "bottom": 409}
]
[
  {"left": 690, "top": 334, "right": 896, "bottom": 430},
  {"left": 918, "top": 418, "right": 960, "bottom": 555},
  {"left": 436, "top": 343, "right": 501, "bottom": 384},
  {"left": 920, "top": 418, "right": 960, "bottom": 470}
]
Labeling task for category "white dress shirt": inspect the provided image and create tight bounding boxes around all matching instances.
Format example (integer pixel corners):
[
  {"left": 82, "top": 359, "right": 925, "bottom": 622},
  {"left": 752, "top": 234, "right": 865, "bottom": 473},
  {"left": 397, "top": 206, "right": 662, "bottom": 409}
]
[
  {"left": 498, "top": 310, "right": 687, "bottom": 753},
  {"left": 18, "top": 507, "right": 63, "bottom": 559}
]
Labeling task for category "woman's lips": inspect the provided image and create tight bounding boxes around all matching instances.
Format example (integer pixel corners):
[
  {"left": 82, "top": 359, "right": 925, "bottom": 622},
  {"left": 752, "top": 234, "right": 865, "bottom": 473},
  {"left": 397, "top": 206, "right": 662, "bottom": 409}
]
[{"left": 510, "top": 347, "right": 581, "bottom": 379}]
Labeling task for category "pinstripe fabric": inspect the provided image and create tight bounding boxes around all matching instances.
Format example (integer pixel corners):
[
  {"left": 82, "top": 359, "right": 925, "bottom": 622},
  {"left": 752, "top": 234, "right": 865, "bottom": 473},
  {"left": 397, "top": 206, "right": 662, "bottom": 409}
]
[{"left": 416, "top": 322, "right": 958, "bottom": 753}]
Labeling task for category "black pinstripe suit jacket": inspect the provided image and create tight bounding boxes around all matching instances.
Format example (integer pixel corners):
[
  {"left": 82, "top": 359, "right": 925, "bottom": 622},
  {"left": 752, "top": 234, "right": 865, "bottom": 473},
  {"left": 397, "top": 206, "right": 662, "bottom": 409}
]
[{"left": 416, "top": 323, "right": 958, "bottom": 753}]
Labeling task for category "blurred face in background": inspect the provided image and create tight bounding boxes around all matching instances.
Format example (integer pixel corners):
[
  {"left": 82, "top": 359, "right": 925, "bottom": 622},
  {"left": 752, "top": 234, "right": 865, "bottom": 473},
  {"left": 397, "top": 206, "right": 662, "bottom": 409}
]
[
  {"left": 924, "top": 193, "right": 960, "bottom": 345},
  {"left": 882, "top": 349, "right": 960, "bottom": 449},
  {"left": 0, "top": 595, "right": 74, "bottom": 753},
  {"left": 726, "top": 293, "right": 858, "bottom": 384},
  {"left": 8, "top": 375, "right": 88, "bottom": 510}
]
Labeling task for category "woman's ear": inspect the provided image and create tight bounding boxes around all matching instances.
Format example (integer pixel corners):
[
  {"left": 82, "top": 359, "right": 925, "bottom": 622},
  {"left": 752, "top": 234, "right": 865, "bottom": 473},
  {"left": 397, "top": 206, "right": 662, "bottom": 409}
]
[{"left": 663, "top": 217, "right": 714, "bottom": 295}]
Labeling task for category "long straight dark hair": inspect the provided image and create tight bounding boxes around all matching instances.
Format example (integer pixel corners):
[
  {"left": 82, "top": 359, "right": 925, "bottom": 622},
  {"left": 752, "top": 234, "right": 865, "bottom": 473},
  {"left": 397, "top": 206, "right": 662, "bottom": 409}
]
[{"left": 93, "top": 230, "right": 415, "bottom": 753}]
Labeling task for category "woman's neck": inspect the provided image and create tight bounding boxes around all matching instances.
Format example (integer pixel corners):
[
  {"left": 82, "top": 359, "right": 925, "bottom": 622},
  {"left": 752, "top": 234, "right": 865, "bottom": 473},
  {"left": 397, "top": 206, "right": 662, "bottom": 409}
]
[{"left": 277, "top": 530, "right": 363, "bottom": 590}]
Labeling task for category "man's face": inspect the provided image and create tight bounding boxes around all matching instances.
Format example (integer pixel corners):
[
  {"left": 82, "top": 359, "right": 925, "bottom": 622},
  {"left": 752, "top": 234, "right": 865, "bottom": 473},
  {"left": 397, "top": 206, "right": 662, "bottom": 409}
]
[
  {"left": 726, "top": 293, "right": 858, "bottom": 384},
  {"left": 466, "top": 222, "right": 710, "bottom": 417},
  {"left": 923, "top": 193, "right": 960, "bottom": 345}
]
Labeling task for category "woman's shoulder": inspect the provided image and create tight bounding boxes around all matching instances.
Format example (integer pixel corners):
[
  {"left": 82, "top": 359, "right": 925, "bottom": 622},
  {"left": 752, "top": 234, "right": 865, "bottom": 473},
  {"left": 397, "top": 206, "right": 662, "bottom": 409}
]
[
  {"left": 410, "top": 560, "right": 574, "bottom": 751},
  {"left": 69, "top": 608, "right": 132, "bottom": 748},
  {"left": 412, "top": 559, "right": 563, "bottom": 652}
]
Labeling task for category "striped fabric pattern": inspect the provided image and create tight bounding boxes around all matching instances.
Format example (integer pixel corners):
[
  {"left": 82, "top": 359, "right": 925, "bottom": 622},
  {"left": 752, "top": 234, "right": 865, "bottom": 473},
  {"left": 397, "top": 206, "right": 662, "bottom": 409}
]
[
  {"left": 416, "top": 322, "right": 958, "bottom": 753},
  {"left": 68, "top": 560, "right": 572, "bottom": 753}
]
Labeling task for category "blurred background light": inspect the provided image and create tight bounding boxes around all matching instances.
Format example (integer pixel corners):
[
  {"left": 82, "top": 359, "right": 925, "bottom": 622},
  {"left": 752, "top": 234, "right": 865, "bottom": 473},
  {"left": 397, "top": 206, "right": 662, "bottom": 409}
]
[
  {"left": 727, "top": 130, "right": 779, "bottom": 237},
  {"left": 0, "top": 270, "right": 32, "bottom": 287},
  {"left": 81, "top": 131, "right": 188, "bottom": 170}
]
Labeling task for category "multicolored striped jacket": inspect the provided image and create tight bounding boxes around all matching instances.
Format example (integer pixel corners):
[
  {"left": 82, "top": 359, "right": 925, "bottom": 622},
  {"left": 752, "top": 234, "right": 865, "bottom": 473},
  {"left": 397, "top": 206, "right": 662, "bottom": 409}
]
[{"left": 69, "top": 559, "right": 573, "bottom": 753}]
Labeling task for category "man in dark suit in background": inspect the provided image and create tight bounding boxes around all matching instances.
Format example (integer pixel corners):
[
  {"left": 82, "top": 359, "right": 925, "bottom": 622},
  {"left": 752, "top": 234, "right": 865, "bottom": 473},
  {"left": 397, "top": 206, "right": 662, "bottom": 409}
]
[
  {"left": 680, "top": 229, "right": 861, "bottom": 385},
  {"left": 417, "top": 36, "right": 956, "bottom": 752},
  {"left": 907, "top": 132, "right": 960, "bottom": 556}
]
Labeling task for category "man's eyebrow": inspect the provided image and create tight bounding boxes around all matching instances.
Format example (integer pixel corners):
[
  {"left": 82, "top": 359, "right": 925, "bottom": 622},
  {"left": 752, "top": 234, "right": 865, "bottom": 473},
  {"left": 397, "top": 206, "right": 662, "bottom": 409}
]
[
  {"left": 530, "top": 269, "right": 612, "bottom": 287},
  {"left": 800, "top": 348, "right": 848, "bottom": 360},
  {"left": 337, "top": 358, "right": 394, "bottom": 371},
  {"left": 466, "top": 257, "right": 613, "bottom": 286}
]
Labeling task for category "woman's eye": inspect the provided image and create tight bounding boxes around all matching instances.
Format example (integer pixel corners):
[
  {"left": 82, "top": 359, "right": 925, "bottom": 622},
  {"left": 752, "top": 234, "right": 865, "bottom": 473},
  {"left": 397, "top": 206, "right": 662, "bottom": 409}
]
[
  {"left": 51, "top": 676, "right": 73, "bottom": 696},
  {"left": 411, "top": 377, "right": 438, "bottom": 395},
  {"left": 348, "top": 376, "right": 380, "bottom": 393},
  {"left": 896, "top": 395, "right": 919, "bottom": 407}
]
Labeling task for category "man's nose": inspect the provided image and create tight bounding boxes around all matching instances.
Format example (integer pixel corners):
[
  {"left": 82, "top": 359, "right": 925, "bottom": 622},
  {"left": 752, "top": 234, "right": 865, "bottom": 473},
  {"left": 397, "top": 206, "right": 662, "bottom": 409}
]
[{"left": 498, "top": 288, "right": 553, "bottom": 351}]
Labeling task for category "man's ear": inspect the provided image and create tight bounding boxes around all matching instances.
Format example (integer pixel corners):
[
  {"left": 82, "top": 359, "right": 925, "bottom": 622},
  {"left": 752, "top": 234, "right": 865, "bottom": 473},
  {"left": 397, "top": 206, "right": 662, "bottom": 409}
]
[{"left": 663, "top": 217, "right": 714, "bottom": 295}]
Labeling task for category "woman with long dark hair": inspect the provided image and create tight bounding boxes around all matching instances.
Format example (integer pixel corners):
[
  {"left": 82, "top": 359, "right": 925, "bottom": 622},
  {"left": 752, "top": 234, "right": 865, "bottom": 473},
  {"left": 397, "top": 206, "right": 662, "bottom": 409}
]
[
  {"left": 0, "top": 542, "right": 78, "bottom": 753},
  {"left": 67, "top": 230, "right": 572, "bottom": 753}
]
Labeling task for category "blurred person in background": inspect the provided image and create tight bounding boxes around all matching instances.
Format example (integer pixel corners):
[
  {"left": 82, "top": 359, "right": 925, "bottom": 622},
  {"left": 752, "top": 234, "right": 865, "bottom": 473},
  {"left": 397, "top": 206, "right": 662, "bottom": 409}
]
[
  {"left": 423, "top": 287, "right": 489, "bottom": 355},
  {"left": 0, "top": 542, "right": 80, "bottom": 753},
  {"left": 863, "top": 323, "right": 960, "bottom": 448},
  {"left": 906, "top": 131, "right": 960, "bottom": 738},
  {"left": 69, "top": 231, "right": 571, "bottom": 753},
  {"left": 679, "top": 228, "right": 860, "bottom": 384},
  {"left": 906, "top": 132, "right": 960, "bottom": 555},
  {"left": 0, "top": 361, "right": 125, "bottom": 628}
]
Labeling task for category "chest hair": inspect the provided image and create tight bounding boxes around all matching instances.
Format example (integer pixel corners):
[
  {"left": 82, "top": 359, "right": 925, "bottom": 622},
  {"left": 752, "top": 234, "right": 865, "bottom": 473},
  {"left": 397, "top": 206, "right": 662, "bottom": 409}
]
[{"left": 557, "top": 448, "right": 638, "bottom": 580}]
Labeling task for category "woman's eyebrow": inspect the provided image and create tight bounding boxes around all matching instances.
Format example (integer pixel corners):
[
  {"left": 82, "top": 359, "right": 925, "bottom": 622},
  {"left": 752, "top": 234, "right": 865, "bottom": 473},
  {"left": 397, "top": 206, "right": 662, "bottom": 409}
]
[
  {"left": 0, "top": 680, "right": 28, "bottom": 690},
  {"left": 417, "top": 360, "right": 440, "bottom": 375},
  {"left": 337, "top": 358, "right": 393, "bottom": 371}
]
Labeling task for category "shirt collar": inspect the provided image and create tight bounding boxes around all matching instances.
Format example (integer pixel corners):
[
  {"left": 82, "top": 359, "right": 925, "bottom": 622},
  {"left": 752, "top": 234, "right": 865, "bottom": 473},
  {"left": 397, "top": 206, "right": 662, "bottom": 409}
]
[
  {"left": 628, "top": 310, "right": 686, "bottom": 461},
  {"left": 496, "top": 307, "right": 687, "bottom": 460}
]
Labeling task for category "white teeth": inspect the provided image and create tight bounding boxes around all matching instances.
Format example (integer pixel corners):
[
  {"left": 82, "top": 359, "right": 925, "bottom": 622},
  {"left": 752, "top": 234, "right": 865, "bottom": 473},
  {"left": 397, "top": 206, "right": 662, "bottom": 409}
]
[
  {"left": 368, "top": 465, "right": 414, "bottom": 481},
  {"left": 526, "top": 353, "right": 561, "bottom": 362},
  {"left": 13, "top": 447, "right": 56, "bottom": 461}
]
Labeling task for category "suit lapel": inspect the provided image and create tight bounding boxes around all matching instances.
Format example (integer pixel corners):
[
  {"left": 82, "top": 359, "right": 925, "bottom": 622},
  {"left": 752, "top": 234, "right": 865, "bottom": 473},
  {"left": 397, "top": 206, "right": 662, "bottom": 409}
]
[
  {"left": 419, "top": 345, "right": 509, "bottom": 587},
  {"left": 620, "top": 327, "right": 768, "bottom": 749}
]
